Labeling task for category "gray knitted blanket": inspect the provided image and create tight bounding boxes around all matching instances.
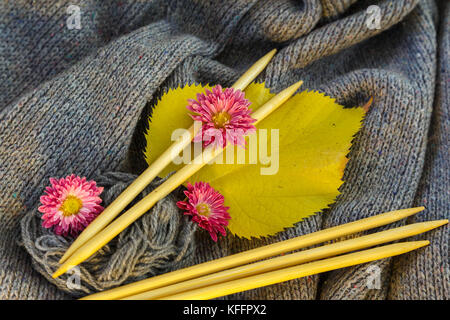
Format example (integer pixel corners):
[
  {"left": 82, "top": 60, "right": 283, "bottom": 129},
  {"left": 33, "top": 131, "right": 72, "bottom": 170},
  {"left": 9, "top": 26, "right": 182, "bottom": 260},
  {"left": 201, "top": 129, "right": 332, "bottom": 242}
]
[{"left": 0, "top": 0, "right": 448, "bottom": 299}]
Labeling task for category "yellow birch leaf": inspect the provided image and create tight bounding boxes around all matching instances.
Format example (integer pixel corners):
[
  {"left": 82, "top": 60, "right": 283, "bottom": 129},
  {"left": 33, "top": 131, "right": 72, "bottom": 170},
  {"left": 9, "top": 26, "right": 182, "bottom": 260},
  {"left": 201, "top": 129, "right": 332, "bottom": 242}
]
[{"left": 144, "top": 82, "right": 366, "bottom": 239}]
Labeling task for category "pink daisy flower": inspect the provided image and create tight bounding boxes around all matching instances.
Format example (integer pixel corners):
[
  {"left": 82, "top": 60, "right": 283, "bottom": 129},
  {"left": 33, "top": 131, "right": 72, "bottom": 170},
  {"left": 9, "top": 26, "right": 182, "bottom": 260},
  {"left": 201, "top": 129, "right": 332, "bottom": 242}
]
[
  {"left": 38, "top": 174, "right": 104, "bottom": 237},
  {"left": 176, "top": 182, "right": 231, "bottom": 242},
  {"left": 187, "top": 85, "right": 256, "bottom": 148}
]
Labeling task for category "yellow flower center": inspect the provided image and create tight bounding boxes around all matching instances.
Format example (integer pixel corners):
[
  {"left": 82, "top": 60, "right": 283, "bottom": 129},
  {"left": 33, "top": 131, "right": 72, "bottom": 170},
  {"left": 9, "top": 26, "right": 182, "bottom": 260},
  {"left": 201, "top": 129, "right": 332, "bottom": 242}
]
[
  {"left": 196, "top": 203, "right": 211, "bottom": 217},
  {"left": 212, "top": 111, "right": 231, "bottom": 128},
  {"left": 60, "top": 195, "right": 83, "bottom": 217}
]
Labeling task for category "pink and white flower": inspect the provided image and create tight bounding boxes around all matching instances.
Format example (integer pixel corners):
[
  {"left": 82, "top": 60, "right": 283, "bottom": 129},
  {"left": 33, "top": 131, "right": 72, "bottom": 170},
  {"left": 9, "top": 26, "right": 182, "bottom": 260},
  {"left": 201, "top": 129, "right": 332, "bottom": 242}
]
[
  {"left": 177, "top": 181, "right": 231, "bottom": 242},
  {"left": 187, "top": 85, "right": 256, "bottom": 148},
  {"left": 38, "top": 174, "right": 104, "bottom": 237}
]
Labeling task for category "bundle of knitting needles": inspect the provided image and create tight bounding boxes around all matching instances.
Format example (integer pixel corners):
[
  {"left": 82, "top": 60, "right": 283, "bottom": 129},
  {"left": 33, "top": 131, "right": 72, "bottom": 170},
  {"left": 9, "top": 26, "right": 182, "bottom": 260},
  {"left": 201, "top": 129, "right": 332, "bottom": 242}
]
[{"left": 50, "top": 50, "right": 448, "bottom": 300}]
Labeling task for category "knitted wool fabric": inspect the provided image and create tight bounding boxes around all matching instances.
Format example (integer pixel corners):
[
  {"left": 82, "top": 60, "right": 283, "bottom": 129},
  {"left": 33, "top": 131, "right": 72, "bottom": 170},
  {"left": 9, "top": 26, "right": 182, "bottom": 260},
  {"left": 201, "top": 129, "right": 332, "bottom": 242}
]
[
  {"left": 20, "top": 172, "right": 197, "bottom": 298},
  {"left": 0, "top": 0, "right": 448, "bottom": 299}
]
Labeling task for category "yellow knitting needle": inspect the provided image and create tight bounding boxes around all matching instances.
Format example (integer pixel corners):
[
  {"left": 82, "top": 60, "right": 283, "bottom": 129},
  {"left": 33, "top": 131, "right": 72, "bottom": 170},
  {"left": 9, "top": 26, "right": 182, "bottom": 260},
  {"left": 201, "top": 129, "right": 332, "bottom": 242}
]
[
  {"left": 161, "top": 241, "right": 429, "bottom": 300},
  {"left": 59, "top": 49, "right": 277, "bottom": 264},
  {"left": 81, "top": 206, "right": 424, "bottom": 299},
  {"left": 53, "top": 79, "right": 304, "bottom": 278},
  {"left": 121, "top": 219, "right": 447, "bottom": 300}
]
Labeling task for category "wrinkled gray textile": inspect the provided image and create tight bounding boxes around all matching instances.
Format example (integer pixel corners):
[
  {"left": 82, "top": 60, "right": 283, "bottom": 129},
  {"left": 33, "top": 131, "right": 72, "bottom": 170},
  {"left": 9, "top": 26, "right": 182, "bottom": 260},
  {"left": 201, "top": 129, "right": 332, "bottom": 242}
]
[
  {"left": 0, "top": 0, "right": 448, "bottom": 299},
  {"left": 20, "top": 172, "right": 197, "bottom": 297}
]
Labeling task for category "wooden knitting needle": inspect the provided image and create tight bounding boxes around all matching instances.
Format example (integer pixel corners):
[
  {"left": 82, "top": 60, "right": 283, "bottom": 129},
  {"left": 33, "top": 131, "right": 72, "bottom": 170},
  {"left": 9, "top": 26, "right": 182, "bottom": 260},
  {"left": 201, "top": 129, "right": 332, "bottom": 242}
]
[
  {"left": 53, "top": 79, "right": 304, "bottom": 278},
  {"left": 59, "top": 49, "right": 277, "bottom": 264},
  {"left": 121, "top": 219, "right": 447, "bottom": 300},
  {"left": 160, "top": 241, "right": 430, "bottom": 300},
  {"left": 80, "top": 206, "right": 424, "bottom": 299}
]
